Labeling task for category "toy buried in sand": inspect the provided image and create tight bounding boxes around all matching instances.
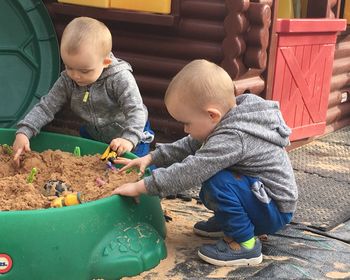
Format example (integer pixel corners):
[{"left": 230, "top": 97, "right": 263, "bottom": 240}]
[
  {"left": 43, "top": 179, "right": 72, "bottom": 197},
  {"left": 50, "top": 192, "right": 83, "bottom": 208}
]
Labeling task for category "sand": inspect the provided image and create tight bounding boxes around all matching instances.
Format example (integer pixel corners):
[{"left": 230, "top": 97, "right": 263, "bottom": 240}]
[{"left": 0, "top": 145, "right": 139, "bottom": 211}]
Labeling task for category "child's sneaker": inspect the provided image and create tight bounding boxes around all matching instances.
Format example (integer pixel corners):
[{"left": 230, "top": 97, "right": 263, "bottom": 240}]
[
  {"left": 198, "top": 237, "right": 263, "bottom": 266},
  {"left": 193, "top": 216, "right": 224, "bottom": 238}
]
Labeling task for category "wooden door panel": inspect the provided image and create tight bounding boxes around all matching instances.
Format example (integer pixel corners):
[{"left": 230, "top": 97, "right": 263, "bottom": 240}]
[
  {"left": 272, "top": 42, "right": 335, "bottom": 140},
  {"left": 269, "top": 19, "right": 346, "bottom": 141}
]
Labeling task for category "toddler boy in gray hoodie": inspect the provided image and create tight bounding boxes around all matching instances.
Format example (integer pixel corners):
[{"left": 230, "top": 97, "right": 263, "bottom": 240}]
[
  {"left": 13, "top": 17, "right": 153, "bottom": 166},
  {"left": 112, "top": 59, "right": 298, "bottom": 266}
]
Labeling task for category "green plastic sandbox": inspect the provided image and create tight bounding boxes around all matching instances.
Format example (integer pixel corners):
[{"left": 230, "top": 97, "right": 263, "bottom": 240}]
[{"left": 0, "top": 128, "right": 166, "bottom": 280}]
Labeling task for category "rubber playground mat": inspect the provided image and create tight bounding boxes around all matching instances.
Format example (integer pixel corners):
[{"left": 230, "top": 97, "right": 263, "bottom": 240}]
[
  {"left": 289, "top": 126, "right": 350, "bottom": 231},
  {"left": 128, "top": 199, "right": 350, "bottom": 279}
]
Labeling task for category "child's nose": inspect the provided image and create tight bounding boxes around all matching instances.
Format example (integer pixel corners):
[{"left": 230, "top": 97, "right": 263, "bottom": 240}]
[{"left": 70, "top": 70, "right": 80, "bottom": 80}]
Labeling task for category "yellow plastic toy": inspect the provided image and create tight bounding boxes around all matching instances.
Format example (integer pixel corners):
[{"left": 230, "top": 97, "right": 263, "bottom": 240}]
[
  {"left": 50, "top": 192, "right": 83, "bottom": 208},
  {"left": 100, "top": 146, "right": 118, "bottom": 162}
]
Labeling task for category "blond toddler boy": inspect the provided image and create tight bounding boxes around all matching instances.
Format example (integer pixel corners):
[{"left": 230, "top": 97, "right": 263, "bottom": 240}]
[
  {"left": 112, "top": 59, "right": 298, "bottom": 266},
  {"left": 13, "top": 17, "right": 153, "bottom": 165}
]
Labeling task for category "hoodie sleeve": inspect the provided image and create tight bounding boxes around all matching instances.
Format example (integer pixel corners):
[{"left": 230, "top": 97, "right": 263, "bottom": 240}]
[
  {"left": 150, "top": 136, "right": 202, "bottom": 167},
  {"left": 16, "top": 76, "right": 70, "bottom": 139},
  {"left": 111, "top": 70, "right": 146, "bottom": 147},
  {"left": 144, "top": 131, "right": 244, "bottom": 196}
]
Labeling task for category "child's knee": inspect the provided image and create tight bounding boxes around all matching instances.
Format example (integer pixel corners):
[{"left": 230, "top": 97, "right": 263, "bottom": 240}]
[{"left": 200, "top": 170, "right": 238, "bottom": 211}]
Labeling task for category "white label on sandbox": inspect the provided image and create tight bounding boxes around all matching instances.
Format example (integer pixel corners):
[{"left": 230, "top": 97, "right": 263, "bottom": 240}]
[{"left": 0, "top": 254, "right": 12, "bottom": 274}]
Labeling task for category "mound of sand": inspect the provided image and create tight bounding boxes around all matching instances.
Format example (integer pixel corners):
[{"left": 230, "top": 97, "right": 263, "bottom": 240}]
[{"left": 0, "top": 146, "right": 138, "bottom": 211}]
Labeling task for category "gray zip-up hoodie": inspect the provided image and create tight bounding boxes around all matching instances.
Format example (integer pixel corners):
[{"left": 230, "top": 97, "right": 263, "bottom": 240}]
[
  {"left": 144, "top": 94, "right": 298, "bottom": 213},
  {"left": 17, "top": 54, "right": 148, "bottom": 146}
]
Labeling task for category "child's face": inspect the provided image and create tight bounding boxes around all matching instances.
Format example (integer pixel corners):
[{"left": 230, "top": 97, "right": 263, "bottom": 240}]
[
  {"left": 166, "top": 95, "right": 219, "bottom": 142},
  {"left": 61, "top": 46, "right": 111, "bottom": 86}
]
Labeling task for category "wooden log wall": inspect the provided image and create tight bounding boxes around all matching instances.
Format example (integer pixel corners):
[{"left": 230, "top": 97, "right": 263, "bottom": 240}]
[
  {"left": 42, "top": 0, "right": 272, "bottom": 143},
  {"left": 305, "top": 0, "right": 350, "bottom": 134},
  {"left": 327, "top": 30, "right": 350, "bottom": 133},
  {"left": 223, "top": 0, "right": 271, "bottom": 95}
]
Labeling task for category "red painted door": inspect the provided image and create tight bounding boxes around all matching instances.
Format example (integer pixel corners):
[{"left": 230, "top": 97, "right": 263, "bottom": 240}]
[{"left": 271, "top": 19, "right": 346, "bottom": 141}]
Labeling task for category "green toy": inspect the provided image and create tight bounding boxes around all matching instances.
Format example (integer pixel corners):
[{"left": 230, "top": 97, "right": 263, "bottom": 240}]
[
  {"left": 2, "top": 144, "right": 13, "bottom": 155},
  {"left": 0, "top": 129, "right": 166, "bottom": 280},
  {"left": 26, "top": 167, "right": 38, "bottom": 183},
  {"left": 73, "top": 146, "right": 81, "bottom": 157}
]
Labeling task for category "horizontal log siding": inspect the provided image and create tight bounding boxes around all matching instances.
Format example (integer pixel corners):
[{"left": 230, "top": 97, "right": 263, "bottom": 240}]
[{"left": 327, "top": 30, "right": 350, "bottom": 134}]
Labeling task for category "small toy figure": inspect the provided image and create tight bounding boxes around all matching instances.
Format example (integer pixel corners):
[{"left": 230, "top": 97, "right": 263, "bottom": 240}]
[
  {"left": 101, "top": 146, "right": 119, "bottom": 171},
  {"left": 96, "top": 177, "right": 106, "bottom": 187},
  {"left": 50, "top": 192, "right": 83, "bottom": 208},
  {"left": 100, "top": 146, "right": 118, "bottom": 163},
  {"left": 27, "top": 167, "right": 38, "bottom": 183},
  {"left": 43, "top": 180, "right": 71, "bottom": 197},
  {"left": 2, "top": 144, "right": 13, "bottom": 155},
  {"left": 73, "top": 146, "right": 81, "bottom": 157},
  {"left": 106, "top": 161, "right": 117, "bottom": 171}
]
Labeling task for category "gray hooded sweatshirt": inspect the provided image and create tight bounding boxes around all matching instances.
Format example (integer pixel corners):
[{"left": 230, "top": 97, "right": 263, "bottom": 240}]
[
  {"left": 144, "top": 94, "right": 298, "bottom": 213},
  {"left": 17, "top": 54, "right": 148, "bottom": 146}
]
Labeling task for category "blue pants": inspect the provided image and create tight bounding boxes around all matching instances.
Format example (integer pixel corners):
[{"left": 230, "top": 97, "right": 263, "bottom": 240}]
[
  {"left": 199, "top": 170, "right": 293, "bottom": 243},
  {"left": 132, "top": 121, "right": 154, "bottom": 157},
  {"left": 79, "top": 121, "right": 154, "bottom": 158}
]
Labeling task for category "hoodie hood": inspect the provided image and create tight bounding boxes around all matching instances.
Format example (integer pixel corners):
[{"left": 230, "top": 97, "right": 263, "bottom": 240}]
[
  {"left": 98, "top": 53, "right": 132, "bottom": 81},
  {"left": 225, "top": 94, "right": 291, "bottom": 147}
]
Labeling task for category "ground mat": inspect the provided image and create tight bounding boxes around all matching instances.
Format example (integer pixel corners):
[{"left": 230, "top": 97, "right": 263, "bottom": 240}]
[
  {"left": 289, "top": 126, "right": 350, "bottom": 231},
  {"left": 292, "top": 170, "right": 350, "bottom": 231},
  {"left": 141, "top": 199, "right": 350, "bottom": 279}
]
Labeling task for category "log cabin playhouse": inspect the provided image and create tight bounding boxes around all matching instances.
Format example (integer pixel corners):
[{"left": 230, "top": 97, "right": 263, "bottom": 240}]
[{"left": 43, "top": 0, "right": 350, "bottom": 147}]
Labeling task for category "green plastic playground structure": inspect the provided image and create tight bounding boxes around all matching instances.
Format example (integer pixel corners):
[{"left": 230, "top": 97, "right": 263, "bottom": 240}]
[{"left": 0, "top": 128, "right": 167, "bottom": 280}]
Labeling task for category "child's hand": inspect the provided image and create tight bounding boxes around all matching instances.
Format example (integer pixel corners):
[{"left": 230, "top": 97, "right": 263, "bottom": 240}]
[
  {"left": 13, "top": 133, "right": 31, "bottom": 167},
  {"left": 110, "top": 138, "right": 133, "bottom": 156},
  {"left": 114, "top": 154, "right": 152, "bottom": 176},
  {"left": 111, "top": 180, "right": 147, "bottom": 202}
]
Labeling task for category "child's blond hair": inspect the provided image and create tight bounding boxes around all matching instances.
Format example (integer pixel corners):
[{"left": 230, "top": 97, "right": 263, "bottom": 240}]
[
  {"left": 165, "top": 59, "right": 236, "bottom": 111},
  {"left": 61, "top": 17, "right": 112, "bottom": 58}
]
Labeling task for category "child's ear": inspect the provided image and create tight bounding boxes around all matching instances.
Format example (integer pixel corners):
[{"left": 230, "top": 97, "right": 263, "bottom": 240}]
[
  {"left": 207, "top": 108, "right": 222, "bottom": 123},
  {"left": 103, "top": 57, "right": 112, "bottom": 68}
]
